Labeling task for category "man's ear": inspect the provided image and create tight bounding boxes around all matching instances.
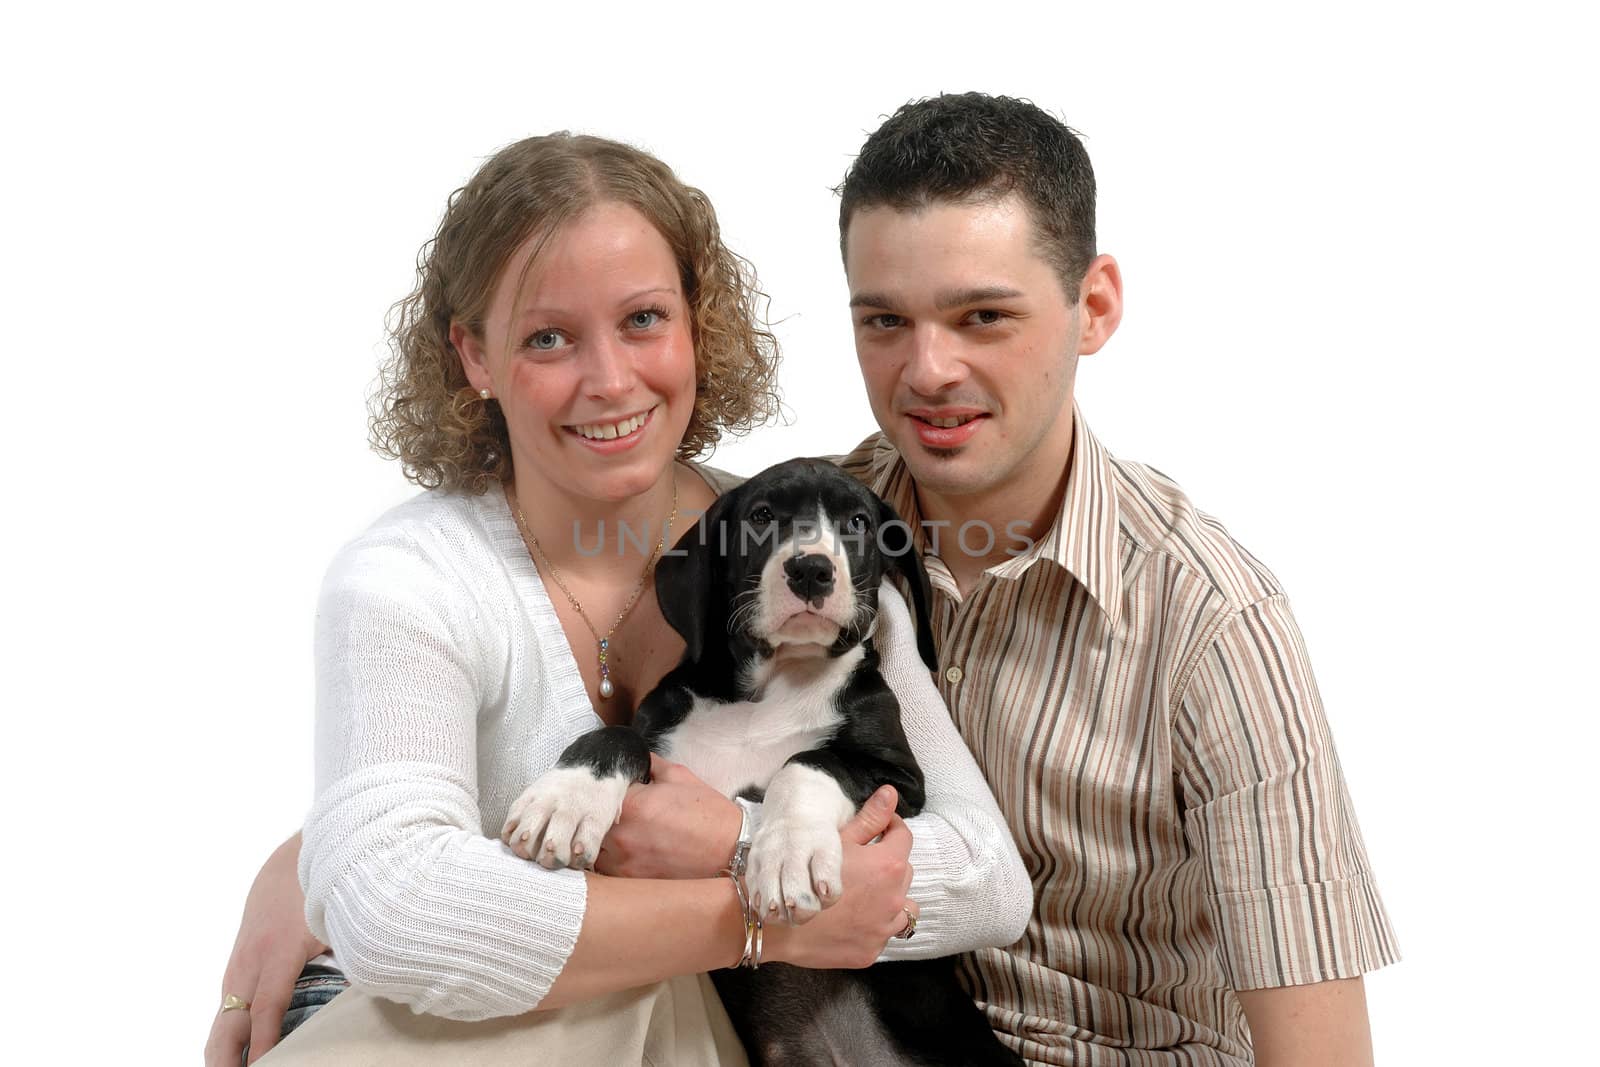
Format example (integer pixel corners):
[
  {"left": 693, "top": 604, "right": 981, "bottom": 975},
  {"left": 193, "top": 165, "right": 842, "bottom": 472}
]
[
  {"left": 1076, "top": 254, "right": 1123, "bottom": 356},
  {"left": 876, "top": 496, "right": 938, "bottom": 671},
  {"left": 655, "top": 488, "right": 740, "bottom": 664},
  {"left": 450, "top": 322, "right": 494, "bottom": 395}
]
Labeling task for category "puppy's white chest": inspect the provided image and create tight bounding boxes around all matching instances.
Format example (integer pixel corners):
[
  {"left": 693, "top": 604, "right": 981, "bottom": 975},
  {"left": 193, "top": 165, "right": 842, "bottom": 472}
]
[{"left": 660, "top": 651, "right": 861, "bottom": 798}]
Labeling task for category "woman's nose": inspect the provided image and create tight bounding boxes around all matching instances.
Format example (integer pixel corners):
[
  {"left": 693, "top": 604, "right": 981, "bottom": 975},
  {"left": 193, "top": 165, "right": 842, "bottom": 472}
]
[{"left": 582, "top": 335, "right": 633, "bottom": 399}]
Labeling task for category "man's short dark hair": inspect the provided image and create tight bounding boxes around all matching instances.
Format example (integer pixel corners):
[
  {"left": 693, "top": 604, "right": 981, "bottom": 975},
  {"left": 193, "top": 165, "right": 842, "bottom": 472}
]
[{"left": 837, "top": 93, "right": 1097, "bottom": 301}]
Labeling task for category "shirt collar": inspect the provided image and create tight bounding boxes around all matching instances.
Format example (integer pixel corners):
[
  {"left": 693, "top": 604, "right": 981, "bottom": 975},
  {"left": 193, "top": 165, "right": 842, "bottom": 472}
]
[{"left": 861, "top": 404, "right": 1123, "bottom": 626}]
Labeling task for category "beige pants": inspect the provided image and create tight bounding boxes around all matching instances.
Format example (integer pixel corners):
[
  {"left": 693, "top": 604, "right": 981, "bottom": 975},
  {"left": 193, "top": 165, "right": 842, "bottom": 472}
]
[{"left": 260, "top": 973, "right": 750, "bottom": 1067}]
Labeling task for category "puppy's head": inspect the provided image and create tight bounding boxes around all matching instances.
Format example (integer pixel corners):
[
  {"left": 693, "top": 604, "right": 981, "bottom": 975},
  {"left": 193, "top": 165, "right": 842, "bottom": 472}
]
[{"left": 657, "top": 458, "right": 936, "bottom": 673}]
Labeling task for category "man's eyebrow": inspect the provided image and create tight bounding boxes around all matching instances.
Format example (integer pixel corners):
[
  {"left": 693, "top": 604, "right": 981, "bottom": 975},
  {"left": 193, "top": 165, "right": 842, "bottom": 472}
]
[
  {"left": 935, "top": 286, "right": 1024, "bottom": 310},
  {"left": 848, "top": 286, "right": 1025, "bottom": 311}
]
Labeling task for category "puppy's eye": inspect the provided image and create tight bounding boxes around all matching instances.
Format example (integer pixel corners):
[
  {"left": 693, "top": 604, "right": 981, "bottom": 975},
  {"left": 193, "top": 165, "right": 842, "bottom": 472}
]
[
  {"left": 847, "top": 513, "right": 869, "bottom": 533},
  {"left": 750, "top": 505, "right": 774, "bottom": 526}
]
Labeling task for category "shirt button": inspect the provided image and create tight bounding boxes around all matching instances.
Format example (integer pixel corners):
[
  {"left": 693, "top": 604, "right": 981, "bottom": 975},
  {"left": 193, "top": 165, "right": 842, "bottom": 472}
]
[{"left": 944, "top": 665, "right": 964, "bottom": 685}]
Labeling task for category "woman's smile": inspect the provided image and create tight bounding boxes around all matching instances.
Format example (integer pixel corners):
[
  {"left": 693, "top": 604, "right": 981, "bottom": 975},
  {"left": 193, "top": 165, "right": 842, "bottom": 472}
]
[{"left": 564, "top": 405, "right": 658, "bottom": 452}]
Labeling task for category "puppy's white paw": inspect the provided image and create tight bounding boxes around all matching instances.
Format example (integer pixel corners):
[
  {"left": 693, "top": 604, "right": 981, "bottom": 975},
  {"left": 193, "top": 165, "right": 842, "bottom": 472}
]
[
  {"left": 746, "top": 816, "right": 843, "bottom": 925},
  {"left": 501, "top": 767, "right": 629, "bottom": 870}
]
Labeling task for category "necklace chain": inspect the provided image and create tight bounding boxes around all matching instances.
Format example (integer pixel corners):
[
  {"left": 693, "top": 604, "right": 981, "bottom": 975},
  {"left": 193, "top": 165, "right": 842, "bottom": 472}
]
[{"left": 508, "top": 478, "right": 679, "bottom": 701}]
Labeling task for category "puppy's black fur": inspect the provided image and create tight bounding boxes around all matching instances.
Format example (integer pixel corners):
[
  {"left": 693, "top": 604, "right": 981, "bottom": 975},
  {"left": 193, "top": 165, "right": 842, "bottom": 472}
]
[{"left": 532, "top": 459, "right": 1020, "bottom": 1065}]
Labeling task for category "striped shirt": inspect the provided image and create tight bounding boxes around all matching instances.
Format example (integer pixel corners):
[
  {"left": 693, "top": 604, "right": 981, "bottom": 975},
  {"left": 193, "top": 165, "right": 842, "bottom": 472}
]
[{"left": 835, "top": 410, "right": 1398, "bottom": 1066}]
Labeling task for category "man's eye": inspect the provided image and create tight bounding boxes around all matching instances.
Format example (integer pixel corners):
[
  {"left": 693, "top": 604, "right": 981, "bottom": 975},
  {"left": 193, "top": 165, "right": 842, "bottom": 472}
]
[
  {"left": 527, "top": 330, "right": 565, "bottom": 351},
  {"left": 968, "top": 309, "right": 1004, "bottom": 325},
  {"left": 864, "top": 313, "right": 904, "bottom": 329}
]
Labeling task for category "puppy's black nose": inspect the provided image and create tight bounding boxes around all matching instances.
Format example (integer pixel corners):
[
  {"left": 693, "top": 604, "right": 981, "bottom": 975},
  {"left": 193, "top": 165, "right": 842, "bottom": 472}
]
[{"left": 784, "top": 554, "right": 835, "bottom": 605}]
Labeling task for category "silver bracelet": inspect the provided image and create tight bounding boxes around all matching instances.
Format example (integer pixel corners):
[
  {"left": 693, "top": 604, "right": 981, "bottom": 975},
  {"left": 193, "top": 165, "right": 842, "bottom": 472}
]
[
  {"left": 722, "top": 868, "right": 756, "bottom": 968},
  {"left": 728, "top": 796, "right": 756, "bottom": 877}
]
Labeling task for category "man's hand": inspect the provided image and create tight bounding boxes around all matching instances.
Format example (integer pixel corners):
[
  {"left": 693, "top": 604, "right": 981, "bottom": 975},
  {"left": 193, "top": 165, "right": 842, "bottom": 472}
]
[
  {"left": 593, "top": 755, "right": 742, "bottom": 879},
  {"left": 1236, "top": 977, "right": 1374, "bottom": 1067},
  {"left": 204, "top": 832, "right": 326, "bottom": 1066}
]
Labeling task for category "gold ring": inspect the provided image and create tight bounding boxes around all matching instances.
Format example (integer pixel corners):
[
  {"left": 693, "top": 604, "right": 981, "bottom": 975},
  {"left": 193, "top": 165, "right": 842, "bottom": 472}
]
[
  {"left": 221, "top": 993, "right": 251, "bottom": 1014},
  {"left": 895, "top": 906, "right": 918, "bottom": 940}
]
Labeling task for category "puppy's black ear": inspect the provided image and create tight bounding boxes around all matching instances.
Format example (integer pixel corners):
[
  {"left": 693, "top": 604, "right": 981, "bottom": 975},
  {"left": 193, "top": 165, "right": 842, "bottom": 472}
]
[
  {"left": 876, "top": 496, "right": 938, "bottom": 671},
  {"left": 655, "top": 487, "right": 739, "bottom": 664}
]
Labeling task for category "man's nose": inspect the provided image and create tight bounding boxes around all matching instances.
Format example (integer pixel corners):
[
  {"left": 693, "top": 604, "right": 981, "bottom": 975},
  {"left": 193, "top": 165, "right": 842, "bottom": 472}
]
[
  {"left": 902, "top": 327, "right": 966, "bottom": 395},
  {"left": 784, "top": 553, "right": 835, "bottom": 606}
]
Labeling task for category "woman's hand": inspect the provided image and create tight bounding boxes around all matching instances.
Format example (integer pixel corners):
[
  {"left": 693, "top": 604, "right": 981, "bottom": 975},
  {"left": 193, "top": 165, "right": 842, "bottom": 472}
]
[
  {"left": 595, "top": 755, "right": 742, "bottom": 879},
  {"left": 593, "top": 764, "right": 916, "bottom": 968},
  {"left": 205, "top": 833, "right": 326, "bottom": 1067},
  {"left": 764, "top": 785, "right": 917, "bottom": 970}
]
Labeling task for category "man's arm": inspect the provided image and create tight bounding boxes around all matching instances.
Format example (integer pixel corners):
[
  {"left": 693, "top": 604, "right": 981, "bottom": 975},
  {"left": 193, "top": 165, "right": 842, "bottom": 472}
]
[
  {"left": 1175, "top": 593, "right": 1397, "bottom": 1062},
  {"left": 1237, "top": 977, "right": 1374, "bottom": 1067},
  {"left": 206, "top": 832, "right": 328, "bottom": 1066}
]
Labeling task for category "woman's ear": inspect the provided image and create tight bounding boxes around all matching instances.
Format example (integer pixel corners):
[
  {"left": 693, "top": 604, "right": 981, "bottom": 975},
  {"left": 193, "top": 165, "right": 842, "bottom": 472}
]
[{"left": 450, "top": 322, "right": 493, "bottom": 395}]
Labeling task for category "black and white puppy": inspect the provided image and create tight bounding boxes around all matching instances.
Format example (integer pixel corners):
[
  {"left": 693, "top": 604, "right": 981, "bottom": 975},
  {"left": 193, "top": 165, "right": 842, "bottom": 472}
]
[{"left": 503, "top": 458, "right": 1019, "bottom": 1066}]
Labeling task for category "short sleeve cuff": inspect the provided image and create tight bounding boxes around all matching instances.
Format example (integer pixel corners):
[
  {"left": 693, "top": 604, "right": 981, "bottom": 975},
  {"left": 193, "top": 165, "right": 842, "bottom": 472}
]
[{"left": 1210, "top": 873, "right": 1401, "bottom": 990}]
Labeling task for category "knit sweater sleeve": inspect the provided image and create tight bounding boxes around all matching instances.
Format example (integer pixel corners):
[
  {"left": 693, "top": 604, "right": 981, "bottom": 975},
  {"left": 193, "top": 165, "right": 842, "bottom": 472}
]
[
  {"left": 299, "top": 525, "right": 588, "bottom": 1020},
  {"left": 874, "top": 582, "right": 1033, "bottom": 959}
]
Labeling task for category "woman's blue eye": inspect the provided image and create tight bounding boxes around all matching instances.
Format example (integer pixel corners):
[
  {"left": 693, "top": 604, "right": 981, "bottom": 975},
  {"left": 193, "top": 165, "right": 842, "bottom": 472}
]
[
  {"left": 629, "top": 309, "right": 661, "bottom": 329},
  {"left": 530, "top": 331, "right": 562, "bottom": 350}
]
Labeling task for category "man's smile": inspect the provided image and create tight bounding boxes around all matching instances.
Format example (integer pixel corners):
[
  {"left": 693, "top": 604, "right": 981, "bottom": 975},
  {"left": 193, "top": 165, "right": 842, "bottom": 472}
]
[{"left": 905, "top": 408, "right": 989, "bottom": 449}]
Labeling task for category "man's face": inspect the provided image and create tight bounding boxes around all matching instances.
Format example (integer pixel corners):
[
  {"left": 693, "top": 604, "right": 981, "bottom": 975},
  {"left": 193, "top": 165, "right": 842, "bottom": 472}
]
[{"left": 845, "top": 196, "right": 1083, "bottom": 509}]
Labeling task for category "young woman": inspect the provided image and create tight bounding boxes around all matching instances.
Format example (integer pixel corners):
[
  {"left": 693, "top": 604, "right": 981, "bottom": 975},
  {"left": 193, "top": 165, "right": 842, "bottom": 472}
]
[{"left": 207, "top": 133, "right": 1031, "bottom": 1066}]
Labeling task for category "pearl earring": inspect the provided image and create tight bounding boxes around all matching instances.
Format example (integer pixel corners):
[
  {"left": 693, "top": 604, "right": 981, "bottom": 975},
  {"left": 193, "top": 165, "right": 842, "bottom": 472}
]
[{"left": 479, "top": 388, "right": 491, "bottom": 400}]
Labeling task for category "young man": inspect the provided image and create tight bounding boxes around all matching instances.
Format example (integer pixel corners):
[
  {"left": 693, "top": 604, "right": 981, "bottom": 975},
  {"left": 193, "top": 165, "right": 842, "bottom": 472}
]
[{"left": 829, "top": 93, "right": 1397, "bottom": 1066}]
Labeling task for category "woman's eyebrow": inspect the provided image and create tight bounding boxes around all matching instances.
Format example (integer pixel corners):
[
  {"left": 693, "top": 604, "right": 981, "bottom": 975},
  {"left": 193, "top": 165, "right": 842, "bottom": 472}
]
[
  {"left": 616, "top": 286, "right": 679, "bottom": 305},
  {"left": 517, "top": 286, "right": 679, "bottom": 320}
]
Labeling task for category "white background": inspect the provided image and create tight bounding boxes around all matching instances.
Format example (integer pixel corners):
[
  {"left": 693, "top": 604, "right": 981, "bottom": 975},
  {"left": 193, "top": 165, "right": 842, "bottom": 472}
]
[{"left": 4, "top": 2, "right": 1595, "bottom": 1062}]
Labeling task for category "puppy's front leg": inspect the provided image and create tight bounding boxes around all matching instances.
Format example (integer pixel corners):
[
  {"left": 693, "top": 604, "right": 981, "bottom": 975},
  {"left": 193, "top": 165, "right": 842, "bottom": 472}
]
[
  {"left": 502, "top": 725, "right": 651, "bottom": 870},
  {"left": 746, "top": 761, "right": 856, "bottom": 925}
]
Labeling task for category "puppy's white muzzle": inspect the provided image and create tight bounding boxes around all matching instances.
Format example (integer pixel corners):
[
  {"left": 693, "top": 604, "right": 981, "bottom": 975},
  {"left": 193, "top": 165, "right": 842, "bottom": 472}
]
[{"left": 753, "top": 509, "right": 858, "bottom": 651}]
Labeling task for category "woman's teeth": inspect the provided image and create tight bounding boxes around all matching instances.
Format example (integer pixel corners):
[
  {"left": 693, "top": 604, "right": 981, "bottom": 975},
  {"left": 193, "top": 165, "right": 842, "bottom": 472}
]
[{"left": 572, "top": 411, "right": 649, "bottom": 440}]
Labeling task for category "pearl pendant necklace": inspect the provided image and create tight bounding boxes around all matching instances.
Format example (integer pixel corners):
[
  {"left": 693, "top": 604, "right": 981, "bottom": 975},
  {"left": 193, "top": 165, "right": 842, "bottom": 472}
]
[{"left": 509, "top": 479, "right": 679, "bottom": 702}]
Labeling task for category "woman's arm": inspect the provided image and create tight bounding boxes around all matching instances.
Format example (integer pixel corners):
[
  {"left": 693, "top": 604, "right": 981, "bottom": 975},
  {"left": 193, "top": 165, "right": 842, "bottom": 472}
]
[
  {"left": 301, "top": 531, "right": 589, "bottom": 1020},
  {"left": 544, "top": 786, "right": 915, "bottom": 1007},
  {"left": 209, "top": 790, "right": 913, "bottom": 1058},
  {"left": 872, "top": 581, "right": 1034, "bottom": 958}
]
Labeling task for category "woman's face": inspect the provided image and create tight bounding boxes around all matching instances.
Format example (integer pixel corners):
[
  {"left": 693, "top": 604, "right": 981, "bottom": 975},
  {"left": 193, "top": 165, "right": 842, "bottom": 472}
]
[{"left": 454, "top": 201, "right": 698, "bottom": 508}]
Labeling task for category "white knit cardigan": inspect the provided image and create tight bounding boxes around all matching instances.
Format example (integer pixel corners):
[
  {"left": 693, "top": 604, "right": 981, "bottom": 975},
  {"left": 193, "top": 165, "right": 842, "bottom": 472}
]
[{"left": 300, "top": 468, "right": 1031, "bottom": 1020}]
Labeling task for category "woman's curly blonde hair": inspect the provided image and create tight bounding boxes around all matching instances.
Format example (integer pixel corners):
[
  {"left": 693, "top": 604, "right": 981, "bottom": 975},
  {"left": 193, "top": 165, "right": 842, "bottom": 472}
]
[{"left": 371, "top": 133, "right": 781, "bottom": 494}]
